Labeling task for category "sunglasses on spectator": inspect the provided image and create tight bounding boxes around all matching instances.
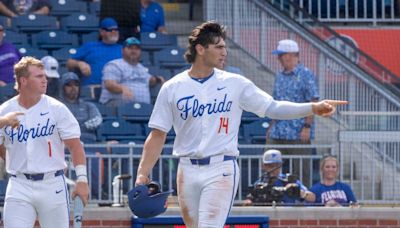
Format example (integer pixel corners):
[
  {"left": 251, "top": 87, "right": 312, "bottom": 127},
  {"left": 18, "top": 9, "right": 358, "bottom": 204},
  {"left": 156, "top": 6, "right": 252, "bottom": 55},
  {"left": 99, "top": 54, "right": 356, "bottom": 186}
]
[{"left": 102, "top": 28, "right": 119, "bottom": 32}]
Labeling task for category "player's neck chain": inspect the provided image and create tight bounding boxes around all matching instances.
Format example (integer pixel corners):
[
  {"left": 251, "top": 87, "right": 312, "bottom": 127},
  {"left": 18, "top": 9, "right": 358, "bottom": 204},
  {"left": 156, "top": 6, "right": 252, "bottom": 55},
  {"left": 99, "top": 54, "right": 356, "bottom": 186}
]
[{"left": 176, "top": 94, "right": 233, "bottom": 120}]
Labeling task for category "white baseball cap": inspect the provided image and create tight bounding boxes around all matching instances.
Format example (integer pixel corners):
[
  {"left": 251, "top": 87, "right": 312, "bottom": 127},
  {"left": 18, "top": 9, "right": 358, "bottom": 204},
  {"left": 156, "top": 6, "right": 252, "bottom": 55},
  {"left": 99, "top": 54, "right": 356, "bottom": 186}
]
[
  {"left": 263, "top": 149, "right": 282, "bottom": 164},
  {"left": 41, "top": 56, "right": 60, "bottom": 78},
  {"left": 272, "top": 39, "right": 299, "bottom": 55}
]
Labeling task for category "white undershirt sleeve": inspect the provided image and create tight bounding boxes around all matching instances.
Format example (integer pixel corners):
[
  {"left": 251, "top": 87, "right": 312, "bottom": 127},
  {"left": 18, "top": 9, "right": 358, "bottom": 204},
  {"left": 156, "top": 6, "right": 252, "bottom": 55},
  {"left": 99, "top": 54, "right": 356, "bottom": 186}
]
[{"left": 265, "top": 100, "right": 313, "bottom": 120}]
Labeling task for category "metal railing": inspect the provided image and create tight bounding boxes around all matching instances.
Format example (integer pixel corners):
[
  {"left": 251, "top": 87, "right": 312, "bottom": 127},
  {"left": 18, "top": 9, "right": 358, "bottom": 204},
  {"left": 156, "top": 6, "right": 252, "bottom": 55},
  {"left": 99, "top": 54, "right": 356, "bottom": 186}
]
[
  {"left": 271, "top": 0, "right": 400, "bottom": 25},
  {"left": 63, "top": 142, "right": 397, "bottom": 204}
]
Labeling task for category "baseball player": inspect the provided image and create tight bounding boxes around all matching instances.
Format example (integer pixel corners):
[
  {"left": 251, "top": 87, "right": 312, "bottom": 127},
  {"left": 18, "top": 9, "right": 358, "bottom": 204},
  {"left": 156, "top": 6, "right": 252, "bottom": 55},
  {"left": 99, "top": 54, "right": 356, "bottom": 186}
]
[
  {"left": 135, "top": 21, "right": 347, "bottom": 227},
  {"left": 0, "top": 57, "right": 90, "bottom": 228}
]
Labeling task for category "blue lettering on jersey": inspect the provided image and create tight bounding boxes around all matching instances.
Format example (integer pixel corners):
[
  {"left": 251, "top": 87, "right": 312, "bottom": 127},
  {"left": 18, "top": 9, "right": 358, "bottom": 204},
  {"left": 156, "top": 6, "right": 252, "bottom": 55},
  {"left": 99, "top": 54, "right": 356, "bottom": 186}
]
[
  {"left": 4, "top": 118, "right": 56, "bottom": 143},
  {"left": 176, "top": 94, "right": 233, "bottom": 120}
]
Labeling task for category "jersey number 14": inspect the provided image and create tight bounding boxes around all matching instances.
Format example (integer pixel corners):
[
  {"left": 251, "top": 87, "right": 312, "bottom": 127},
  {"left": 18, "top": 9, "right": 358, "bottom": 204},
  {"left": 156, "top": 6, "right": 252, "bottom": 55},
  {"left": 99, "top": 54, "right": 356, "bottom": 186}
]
[{"left": 218, "top": 117, "right": 229, "bottom": 134}]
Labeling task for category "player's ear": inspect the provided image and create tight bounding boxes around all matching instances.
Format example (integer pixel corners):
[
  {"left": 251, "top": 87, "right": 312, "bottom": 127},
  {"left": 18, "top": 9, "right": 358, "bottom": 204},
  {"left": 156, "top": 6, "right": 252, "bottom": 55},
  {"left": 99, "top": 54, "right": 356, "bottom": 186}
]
[{"left": 195, "top": 44, "right": 205, "bottom": 56}]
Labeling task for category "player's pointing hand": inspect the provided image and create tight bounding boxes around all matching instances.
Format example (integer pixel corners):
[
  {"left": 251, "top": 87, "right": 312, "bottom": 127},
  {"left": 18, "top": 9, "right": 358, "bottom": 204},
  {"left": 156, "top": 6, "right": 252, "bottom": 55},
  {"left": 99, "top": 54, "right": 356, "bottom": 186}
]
[
  {"left": 312, "top": 100, "right": 348, "bottom": 117},
  {"left": 0, "top": 111, "right": 24, "bottom": 128}
]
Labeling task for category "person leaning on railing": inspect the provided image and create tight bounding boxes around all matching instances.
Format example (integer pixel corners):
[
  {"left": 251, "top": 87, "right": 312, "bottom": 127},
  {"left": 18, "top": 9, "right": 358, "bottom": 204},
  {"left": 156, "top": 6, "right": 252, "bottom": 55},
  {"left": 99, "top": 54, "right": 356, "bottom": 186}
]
[{"left": 310, "top": 155, "right": 358, "bottom": 207}]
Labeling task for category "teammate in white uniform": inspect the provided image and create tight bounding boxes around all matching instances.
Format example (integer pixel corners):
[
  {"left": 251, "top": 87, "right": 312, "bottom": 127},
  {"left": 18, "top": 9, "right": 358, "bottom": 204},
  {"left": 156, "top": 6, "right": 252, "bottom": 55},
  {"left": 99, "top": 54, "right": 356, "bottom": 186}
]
[
  {"left": 135, "top": 21, "right": 347, "bottom": 227},
  {"left": 0, "top": 57, "right": 90, "bottom": 228}
]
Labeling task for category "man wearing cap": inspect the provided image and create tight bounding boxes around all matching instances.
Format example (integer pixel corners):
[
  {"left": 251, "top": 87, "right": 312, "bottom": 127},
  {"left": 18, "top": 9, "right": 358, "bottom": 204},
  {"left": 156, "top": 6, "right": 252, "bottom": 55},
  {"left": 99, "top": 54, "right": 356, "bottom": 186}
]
[
  {"left": 0, "top": 23, "right": 21, "bottom": 87},
  {"left": 244, "top": 149, "right": 315, "bottom": 206},
  {"left": 266, "top": 39, "right": 319, "bottom": 187},
  {"left": 66, "top": 17, "right": 122, "bottom": 86},
  {"left": 60, "top": 72, "right": 102, "bottom": 141},
  {"left": 99, "top": 37, "right": 164, "bottom": 106},
  {"left": 41, "top": 56, "right": 60, "bottom": 98}
]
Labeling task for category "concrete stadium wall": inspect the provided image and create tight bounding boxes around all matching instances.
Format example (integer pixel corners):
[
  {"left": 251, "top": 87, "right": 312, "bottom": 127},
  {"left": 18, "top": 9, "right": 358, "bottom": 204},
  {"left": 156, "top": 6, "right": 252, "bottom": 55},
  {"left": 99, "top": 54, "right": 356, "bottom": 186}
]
[{"left": 2, "top": 206, "right": 399, "bottom": 228}]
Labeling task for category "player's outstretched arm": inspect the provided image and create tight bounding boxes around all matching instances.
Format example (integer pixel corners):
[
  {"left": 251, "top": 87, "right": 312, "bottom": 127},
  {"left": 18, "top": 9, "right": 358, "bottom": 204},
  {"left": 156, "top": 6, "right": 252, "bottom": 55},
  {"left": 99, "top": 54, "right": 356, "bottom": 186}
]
[
  {"left": 0, "top": 112, "right": 24, "bottom": 128},
  {"left": 136, "top": 129, "right": 167, "bottom": 186},
  {"left": 64, "top": 138, "right": 90, "bottom": 206},
  {"left": 312, "top": 100, "right": 348, "bottom": 117}
]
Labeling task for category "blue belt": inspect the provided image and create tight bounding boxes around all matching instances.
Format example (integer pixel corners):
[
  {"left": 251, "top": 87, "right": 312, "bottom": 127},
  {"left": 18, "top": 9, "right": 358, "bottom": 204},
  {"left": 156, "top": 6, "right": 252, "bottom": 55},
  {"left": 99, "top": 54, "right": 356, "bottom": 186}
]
[
  {"left": 12, "top": 169, "right": 64, "bottom": 181},
  {"left": 190, "top": 155, "right": 236, "bottom": 165}
]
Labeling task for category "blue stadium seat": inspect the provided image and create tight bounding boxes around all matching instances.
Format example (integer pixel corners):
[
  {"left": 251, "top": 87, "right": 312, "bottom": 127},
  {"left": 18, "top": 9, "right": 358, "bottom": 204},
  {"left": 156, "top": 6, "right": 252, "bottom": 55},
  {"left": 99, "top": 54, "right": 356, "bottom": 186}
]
[
  {"left": 147, "top": 66, "right": 173, "bottom": 80},
  {"left": 12, "top": 14, "right": 58, "bottom": 33},
  {"left": 117, "top": 102, "right": 153, "bottom": 123},
  {"left": 140, "top": 51, "right": 151, "bottom": 66},
  {"left": 60, "top": 13, "right": 99, "bottom": 33},
  {"left": 153, "top": 47, "right": 189, "bottom": 70},
  {"left": 0, "top": 16, "right": 10, "bottom": 29},
  {"left": 140, "top": 32, "right": 178, "bottom": 52},
  {"left": 96, "top": 118, "right": 145, "bottom": 142},
  {"left": 50, "top": 0, "right": 88, "bottom": 17},
  {"left": 81, "top": 31, "right": 99, "bottom": 44},
  {"left": 88, "top": 1, "right": 100, "bottom": 15},
  {"left": 3, "top": 30, "right": 28, "bottom": 46},
  {"left": 52, "top": 47, "right": 78, "bottom": 66},
  {"left": 16, "top": 45, "right": 48, "bottom": 59},
  {"left": 94, "top": 102, "right": 117, "bottom": 120},
  {"left": 242, "top": 119, "right": 271, "bottom": 144},
  {"left": 31, "top": 31, "right": 79, "bottom": 51},
  {"left": 241, "top": 111, "right": 259, "bottom": 124},
  {"left": 0, "top": 83, "right": 17, "bottom": 103}
]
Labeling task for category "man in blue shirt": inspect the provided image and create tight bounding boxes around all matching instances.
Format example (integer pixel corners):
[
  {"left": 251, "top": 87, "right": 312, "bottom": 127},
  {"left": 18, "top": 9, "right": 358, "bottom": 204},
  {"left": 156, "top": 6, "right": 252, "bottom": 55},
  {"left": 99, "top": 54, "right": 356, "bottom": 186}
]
[
  {"left": 140, "top": 0, "right": 167, "bottom": 33},
  {"left": 66, "top": 17, "right": 122, "bottom": 86},
  {"left": 244, "top": 149, "right": 315, "bottom": 206},
  {"left": 266, "top": 39, "right": 319, "bottom": 187}
]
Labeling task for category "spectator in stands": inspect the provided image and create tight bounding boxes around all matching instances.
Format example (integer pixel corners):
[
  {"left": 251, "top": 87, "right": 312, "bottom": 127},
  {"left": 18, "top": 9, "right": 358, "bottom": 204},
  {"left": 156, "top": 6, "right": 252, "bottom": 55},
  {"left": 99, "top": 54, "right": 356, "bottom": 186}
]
[
  {"left": 140, "top": 0, "right": 167, "bottom": 33},
  {"left": 0, "top": 23, "right": 21, "bottom": 86},
  {"left": 266, "top": 39, "right": 319, "bottom": 186},
  {"left": 310, "top": 155, "right": 357, "bottom": 207},
  {"left": 41, "top": 56, "right": 60, "bottom": 99},
  {"left": 0, "top": 0, "right": 51, "bottom": 17},
  {"left": 66, "top": 17, "right": 122, "bottom": 87},
  {"left": 243, "top": 149, "right": 315, "bottom": 206},
  {"left": 60, "top": 72, "right": 103, "bottom": 142},
  {"left": 99, "top": 37, "right": 164, "bottom": 107},
  {"left": 100, "top": 0, "right": 141, "bottom": 41}
]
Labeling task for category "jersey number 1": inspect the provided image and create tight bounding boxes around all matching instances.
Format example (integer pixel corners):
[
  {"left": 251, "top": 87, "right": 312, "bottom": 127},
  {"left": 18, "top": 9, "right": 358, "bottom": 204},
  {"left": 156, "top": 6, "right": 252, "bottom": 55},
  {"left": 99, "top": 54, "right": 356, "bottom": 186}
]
[{"left": 218, "top": 117, "right": 229, "bottom": 134}]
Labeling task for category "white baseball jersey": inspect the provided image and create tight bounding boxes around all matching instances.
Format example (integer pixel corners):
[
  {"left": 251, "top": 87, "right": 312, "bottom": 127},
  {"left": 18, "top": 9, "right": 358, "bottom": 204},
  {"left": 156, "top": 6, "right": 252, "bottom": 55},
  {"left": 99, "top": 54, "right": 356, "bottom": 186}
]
[
  {"left": 0, "top": 95, "right": 81, "bottom": 174},
  {"left": 149, "top": 68, "right": 273, "bottom": 158}
]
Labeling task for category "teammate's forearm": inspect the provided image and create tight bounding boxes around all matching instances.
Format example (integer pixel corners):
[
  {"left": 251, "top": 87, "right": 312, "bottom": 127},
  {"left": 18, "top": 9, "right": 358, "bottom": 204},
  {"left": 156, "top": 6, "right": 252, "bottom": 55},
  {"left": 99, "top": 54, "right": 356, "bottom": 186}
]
[
  {"left": 137, "top": 129, "right": 166, "bottom": 178},
  {"left": 265, "top": 100, "right": 313, "bottom": 120}
]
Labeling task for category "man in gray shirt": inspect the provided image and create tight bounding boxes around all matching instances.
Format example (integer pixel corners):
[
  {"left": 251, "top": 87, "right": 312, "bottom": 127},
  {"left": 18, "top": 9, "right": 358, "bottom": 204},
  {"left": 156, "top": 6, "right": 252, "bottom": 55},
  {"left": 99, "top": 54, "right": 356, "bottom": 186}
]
[{"left": 99, "top": 37, "right": 164, "bottom": 106}]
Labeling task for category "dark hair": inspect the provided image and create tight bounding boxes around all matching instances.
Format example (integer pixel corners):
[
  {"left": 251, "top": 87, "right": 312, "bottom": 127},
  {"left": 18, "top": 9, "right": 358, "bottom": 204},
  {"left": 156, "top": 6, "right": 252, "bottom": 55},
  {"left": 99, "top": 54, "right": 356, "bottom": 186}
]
[{"left": 184, "top": 21, "right": 227, "bottom": 63}]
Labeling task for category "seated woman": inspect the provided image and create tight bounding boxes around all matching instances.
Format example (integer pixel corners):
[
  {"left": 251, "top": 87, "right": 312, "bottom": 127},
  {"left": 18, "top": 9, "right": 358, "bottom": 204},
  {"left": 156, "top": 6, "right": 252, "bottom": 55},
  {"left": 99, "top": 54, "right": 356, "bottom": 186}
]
[{"left": 310, "top": 155, "right": 357, "bottom": 207}]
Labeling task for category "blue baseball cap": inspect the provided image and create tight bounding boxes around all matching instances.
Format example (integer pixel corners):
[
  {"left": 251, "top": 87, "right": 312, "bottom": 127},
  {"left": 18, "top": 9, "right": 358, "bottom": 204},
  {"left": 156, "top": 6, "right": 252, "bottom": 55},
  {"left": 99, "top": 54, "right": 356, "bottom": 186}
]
[
  {"left": 123, "top": 37, "right": 141, "bottom": 47},
  {"left": 100, "top": 17, "right": 118, "bottom": 30},
  {"left": 263, "top": 149, "right": 282, "bottom": 164}
]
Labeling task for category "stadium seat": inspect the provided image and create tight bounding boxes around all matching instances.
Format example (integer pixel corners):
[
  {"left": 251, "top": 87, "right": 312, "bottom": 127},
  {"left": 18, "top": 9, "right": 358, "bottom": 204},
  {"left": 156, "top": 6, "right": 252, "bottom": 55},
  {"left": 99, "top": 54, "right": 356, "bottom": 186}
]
[
  {"left": 0, "top": 16, "right": 8, "bottom": 29},
  {"left": 140, "top": 32, "right": 178, "bottom": 52},
  {"left": 3, "top": 30, "right": 28, "bottom": 46},
  {"left": 88, "top": 1, "right": 100, "bottom": 15},
  {"left": 94, "top": 102, "right": 117, "bottom": 120},
  {"left": 241, "top": 111, "right": 259, "bottom": 124},
  {"left": 31, "top": 30, "right": 79, "bottom": 51},
  {"left": 52, "top": 47, "right": 78, "bottom": 66},
  {"left": 12, "top": 14, "right": 58, "bottom": 33},
  {"left": 50, "top": 0, "right": 88, "bottom": 17},
  {"left": 0, "top": 83, "right": 17, "bottom": 103},
  {"left": 117, "top": 102, "right": 153, "bottom": 123},
  {"left": 147, "top": 66, "right": 173, "bottom": 80},
  {"left": 96, "top": 118, "right": 145, "bottom": 142},
  {"left": 16, "top": 45, "right": 48, "bottom": 59},
  {"left": 81, "top": 31, "right": 99, "bottom": 44},
  {"left": 60, "top": 13, "right": 99, "bottom": 33},
  {"left": 153, "top": 47, "right": 189, "bottom": 70},
  {"left": 140, "top": 51, "right": 151, "bottom": 66},
  {"left": 242, "top": 119, "right": 271, "bottom": 144}
]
